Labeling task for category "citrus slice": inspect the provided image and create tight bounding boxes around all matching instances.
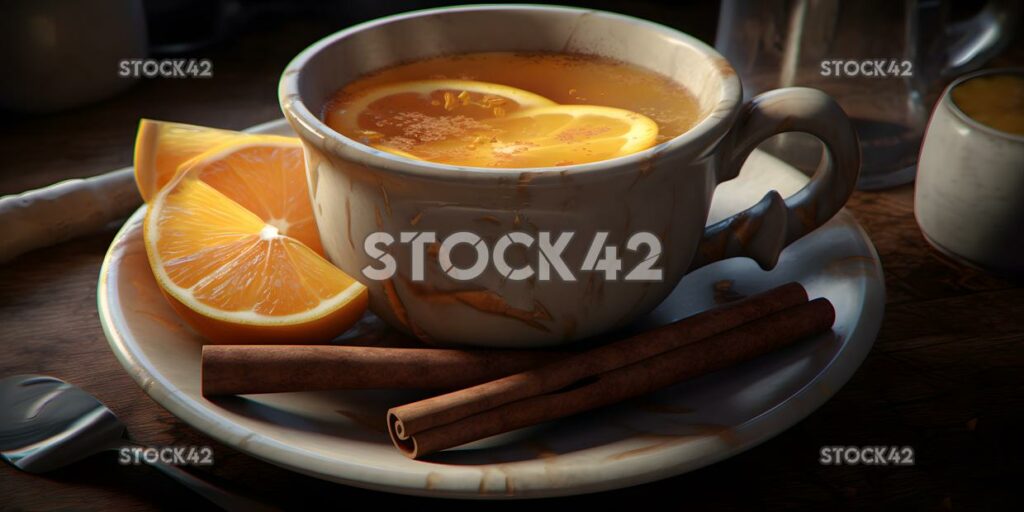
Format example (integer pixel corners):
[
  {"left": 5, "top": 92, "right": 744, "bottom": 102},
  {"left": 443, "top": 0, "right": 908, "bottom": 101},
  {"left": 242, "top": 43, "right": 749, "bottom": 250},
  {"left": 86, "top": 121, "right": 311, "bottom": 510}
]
[
  {"left": 134, "top": 119, "right": 298, "bottom": 201},
  {"left": 392, "top": 104, "right": 660, "bottom": 168},
  {"left": 174, "top": 139, "right": 324, "bottom": 255},
  {"left": 325, "top": 79, "right": 557, "bottom": 148},
  {"left": 143, "top": 140, "right": 366, "bottom": 344}
]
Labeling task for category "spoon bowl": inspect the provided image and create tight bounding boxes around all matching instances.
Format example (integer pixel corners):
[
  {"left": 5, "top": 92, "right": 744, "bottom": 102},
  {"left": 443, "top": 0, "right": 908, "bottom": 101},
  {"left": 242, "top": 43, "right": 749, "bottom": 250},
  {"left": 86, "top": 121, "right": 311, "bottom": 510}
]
[
  {"left": 0, "top": 375, "right": 125, "bottom": 473},
  {"left": 0, "top": 374, "right": 275, "bottom": 511}
]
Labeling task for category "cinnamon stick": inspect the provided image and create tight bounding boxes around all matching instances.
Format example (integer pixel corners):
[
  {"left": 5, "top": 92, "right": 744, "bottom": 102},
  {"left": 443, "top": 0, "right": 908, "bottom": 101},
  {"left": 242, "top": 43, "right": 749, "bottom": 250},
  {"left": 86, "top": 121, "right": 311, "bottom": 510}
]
[
  {"left": 389, "top": 282, "right": 807, "bottom": 442},
  {"left": 203, "top": 282, "right": 805, "bottom": 397},
  {"left": 389, "top": 295, "right": 834, "bottom": 459},
  {"left": 201, "top": 345, "right": 564, "bottom": 396}
]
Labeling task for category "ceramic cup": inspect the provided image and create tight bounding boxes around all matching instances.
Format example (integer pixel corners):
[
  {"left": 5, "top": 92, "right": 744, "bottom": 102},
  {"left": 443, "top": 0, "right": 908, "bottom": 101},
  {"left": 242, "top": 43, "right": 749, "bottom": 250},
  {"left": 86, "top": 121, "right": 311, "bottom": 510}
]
[
  {"left": 915, "top": 68, "right": 1024, "bottom": 278},
  {"left": 279, "top": 5, "right": 860, "bottom": 347}
]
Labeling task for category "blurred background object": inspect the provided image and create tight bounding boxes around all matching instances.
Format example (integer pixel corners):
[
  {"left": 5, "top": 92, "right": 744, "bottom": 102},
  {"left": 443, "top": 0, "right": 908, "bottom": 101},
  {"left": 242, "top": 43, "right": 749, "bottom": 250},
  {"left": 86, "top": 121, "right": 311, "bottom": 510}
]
[
  {"left": 0, "top": 0, "right": 148, "bottom": 113},
  {"left": 716, "top": 0, "right": 1020, "bottom": 190},
  {"left": 0, "top": 1, "right": 724, "bottom": 117}
]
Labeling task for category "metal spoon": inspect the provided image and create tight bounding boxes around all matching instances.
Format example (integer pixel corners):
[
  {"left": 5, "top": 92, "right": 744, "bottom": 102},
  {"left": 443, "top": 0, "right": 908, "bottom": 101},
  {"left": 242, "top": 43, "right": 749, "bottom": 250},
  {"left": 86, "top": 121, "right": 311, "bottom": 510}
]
[{"left": 0, "top": 374, "right": 277, "bottom": 511}]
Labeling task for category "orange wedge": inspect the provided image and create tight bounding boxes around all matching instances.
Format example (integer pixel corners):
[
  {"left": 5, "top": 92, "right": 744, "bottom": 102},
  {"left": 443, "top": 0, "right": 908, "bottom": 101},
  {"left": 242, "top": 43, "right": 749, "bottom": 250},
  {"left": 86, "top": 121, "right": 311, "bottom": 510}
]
[
  {"left": 133, "top": 119, "right": 297, "bottom": 201},
  {"left": 143, "top": 139, "right": 366, "bottom": 344}
]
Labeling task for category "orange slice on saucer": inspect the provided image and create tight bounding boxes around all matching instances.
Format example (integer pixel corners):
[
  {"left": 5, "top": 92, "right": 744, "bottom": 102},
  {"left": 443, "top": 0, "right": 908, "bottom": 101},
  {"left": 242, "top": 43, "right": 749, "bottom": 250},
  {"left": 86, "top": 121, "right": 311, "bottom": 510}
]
[
  {"left": 133, "top": 119, "right": 297, "bottom": 201},
  {"left": 142, "top": 139, "right": 366, "bottom": 344}
]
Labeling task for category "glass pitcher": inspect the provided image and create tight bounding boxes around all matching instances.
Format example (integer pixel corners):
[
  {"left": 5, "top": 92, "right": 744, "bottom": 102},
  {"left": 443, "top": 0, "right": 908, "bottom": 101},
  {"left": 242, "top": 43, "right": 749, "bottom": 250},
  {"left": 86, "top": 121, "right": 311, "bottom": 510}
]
[{"left": 715, "top": 0, "right": 1020, "bottom": 189}]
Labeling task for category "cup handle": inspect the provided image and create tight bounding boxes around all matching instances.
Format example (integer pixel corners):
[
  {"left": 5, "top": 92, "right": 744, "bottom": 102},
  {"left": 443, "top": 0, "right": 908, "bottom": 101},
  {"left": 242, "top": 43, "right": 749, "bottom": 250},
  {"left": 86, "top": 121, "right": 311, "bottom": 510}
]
[{"left": 688, "top": 87, "right": 860, "bottom": 272}]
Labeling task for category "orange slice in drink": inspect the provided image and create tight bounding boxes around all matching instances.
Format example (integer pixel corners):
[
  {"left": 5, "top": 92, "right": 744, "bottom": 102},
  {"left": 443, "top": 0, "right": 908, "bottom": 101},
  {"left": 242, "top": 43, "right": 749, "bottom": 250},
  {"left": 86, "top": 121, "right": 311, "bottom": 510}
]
[
  {"left": 396, "top": 104, "right": 660, "bottom": 168},
  {"left": 143, "top": 139, "right": 366, "bottom": 344},
  {"left": 327, "top": 79, "right": 557, "bottom": 138},
  {"left": 326, "top": 80, "right": 658, "bottom": 168},
  {"left": 325, "top": 79, "right": 556, "bottom": 154},
  {"left": 133, "top": 119, "right": 297, "bottom": 201}
]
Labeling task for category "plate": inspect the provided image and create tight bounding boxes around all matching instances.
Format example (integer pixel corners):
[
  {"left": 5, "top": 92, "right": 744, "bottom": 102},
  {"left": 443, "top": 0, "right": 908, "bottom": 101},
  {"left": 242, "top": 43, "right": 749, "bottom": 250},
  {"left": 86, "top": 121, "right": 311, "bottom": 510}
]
[{"left": 98, "top": 119, "right": 884, "bottom": 498}]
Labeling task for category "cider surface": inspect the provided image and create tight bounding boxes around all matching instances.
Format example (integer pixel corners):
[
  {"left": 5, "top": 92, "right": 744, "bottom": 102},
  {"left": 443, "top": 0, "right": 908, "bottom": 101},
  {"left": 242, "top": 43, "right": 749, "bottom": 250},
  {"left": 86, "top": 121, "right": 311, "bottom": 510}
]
[
  {"left": 952, "top": 74, "right": 1024, "bottom": 136},
  {"left": 323, "top": 52, "right": 702, "bottom": 167}
]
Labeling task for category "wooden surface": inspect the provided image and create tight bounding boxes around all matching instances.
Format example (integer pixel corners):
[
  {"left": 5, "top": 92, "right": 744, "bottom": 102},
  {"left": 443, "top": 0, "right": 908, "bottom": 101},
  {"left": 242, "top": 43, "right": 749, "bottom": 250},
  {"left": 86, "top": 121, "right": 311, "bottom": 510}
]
[{"left": 2, "top": 6, "right": 1022, "bottom": 511}]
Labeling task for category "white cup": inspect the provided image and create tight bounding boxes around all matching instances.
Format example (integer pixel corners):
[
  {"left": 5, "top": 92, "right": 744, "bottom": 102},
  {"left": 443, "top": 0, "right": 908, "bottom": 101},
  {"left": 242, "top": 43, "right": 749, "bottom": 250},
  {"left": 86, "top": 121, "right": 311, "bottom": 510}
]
[
  {"left": 916, "top": 68, "right": 1024, "bottom": 277},
  {"left": 280, "top": 5, "right": 861, "bottom": 347}
]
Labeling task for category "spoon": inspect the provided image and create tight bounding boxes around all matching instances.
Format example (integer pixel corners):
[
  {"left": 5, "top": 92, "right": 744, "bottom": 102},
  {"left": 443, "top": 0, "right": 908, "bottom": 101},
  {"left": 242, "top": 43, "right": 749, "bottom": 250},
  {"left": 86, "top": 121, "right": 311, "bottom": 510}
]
[{"left": 0, "top": 374, "right": 277, "bottom": 511}]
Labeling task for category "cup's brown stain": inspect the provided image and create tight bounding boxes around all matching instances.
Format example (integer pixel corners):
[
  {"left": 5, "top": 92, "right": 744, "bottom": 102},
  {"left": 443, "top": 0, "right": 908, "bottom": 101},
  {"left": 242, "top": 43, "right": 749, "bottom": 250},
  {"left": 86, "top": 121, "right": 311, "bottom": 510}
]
[
  {"left": 452, "top": 292, "right": 553, "bottom": 333},
  {"left": 381, "top": 280, "right": 433, "bottom": 342},
  {"left": 399, "top": 276, "right": 553, "bottom": 332},
  {"left": 379, "top": 183, "right": 392, "bottom": 217},
  {"left": 558, "top": 169, "right": 573, "bottom": 184},
  {"left": 627, "top": 154, "right": 657, "bottom": 192},
  {"left": 517, "top": 171, "right": 539, "bottom": 189},
  {"left": 714, "top": 57, "right": 737, "bottom": 78},
  {"left": 345, "top": 198, "right": 355, "bottom": 250},
  {"left": 382, "top": 279, "right": 411, "bottom": 330}
]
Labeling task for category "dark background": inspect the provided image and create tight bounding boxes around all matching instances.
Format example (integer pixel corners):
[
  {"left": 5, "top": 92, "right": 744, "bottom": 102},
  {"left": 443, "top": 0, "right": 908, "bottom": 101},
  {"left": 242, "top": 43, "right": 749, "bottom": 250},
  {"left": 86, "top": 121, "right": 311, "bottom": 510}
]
[{"left": 1, "top": 1, "right": 1022, "bottom": 511}]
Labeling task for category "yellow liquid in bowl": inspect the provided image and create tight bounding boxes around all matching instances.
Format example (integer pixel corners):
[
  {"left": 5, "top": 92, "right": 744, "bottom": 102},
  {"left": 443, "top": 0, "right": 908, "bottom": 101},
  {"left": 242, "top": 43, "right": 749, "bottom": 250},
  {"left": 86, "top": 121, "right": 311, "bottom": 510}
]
[
  {"left": 322, "top": 52, "right": 702, "bottom": 168},
  {"left": 951, "top": 74, "right": 1024, "bottom": 136}
]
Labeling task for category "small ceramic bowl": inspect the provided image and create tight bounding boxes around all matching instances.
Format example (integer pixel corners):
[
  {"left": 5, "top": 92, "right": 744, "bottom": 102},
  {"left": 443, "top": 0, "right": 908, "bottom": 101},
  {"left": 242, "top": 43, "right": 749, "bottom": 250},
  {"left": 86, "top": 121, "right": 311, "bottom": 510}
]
[{"left": 915, "top": 68, "right": 1024, "bottom": 278}]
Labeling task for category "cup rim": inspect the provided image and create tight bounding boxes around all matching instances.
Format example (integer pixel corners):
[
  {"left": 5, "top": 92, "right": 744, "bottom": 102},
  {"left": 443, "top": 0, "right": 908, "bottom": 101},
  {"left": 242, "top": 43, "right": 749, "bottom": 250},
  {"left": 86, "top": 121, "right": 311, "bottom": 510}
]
[
  {"left": 278, "top": 4, "right": 742, "bottom": 181},
  {"left": 943, "top": 67, "right": 1024, "bottom": 143}
]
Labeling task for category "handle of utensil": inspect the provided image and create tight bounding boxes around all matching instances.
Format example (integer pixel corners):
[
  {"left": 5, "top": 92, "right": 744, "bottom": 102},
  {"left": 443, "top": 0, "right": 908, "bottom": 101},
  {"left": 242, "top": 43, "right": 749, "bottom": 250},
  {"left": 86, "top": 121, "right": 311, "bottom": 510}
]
[{"left": 0, "top": 167, "right": 142, "bottom": 263}]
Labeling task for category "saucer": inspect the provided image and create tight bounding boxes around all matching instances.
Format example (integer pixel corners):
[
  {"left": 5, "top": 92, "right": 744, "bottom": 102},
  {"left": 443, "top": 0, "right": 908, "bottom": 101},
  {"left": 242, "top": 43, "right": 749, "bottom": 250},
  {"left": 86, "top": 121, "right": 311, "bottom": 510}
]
[{"left": 98, "top": 119, "right": 884, "bottom": 498}]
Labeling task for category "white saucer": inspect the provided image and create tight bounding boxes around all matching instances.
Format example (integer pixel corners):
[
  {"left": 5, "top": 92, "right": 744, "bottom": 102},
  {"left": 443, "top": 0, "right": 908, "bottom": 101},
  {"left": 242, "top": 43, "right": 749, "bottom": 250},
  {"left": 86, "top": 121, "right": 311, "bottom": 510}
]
[{"left": 98, "top": 119, "right": 884, "bottom": 498}]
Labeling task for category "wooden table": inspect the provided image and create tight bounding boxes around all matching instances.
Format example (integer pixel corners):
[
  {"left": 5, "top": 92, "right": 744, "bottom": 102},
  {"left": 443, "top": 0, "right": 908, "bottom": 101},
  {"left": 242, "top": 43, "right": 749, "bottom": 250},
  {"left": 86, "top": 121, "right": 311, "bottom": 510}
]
[{"left": 2, "top": 7, "right": 1021, "bottom": 511}]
